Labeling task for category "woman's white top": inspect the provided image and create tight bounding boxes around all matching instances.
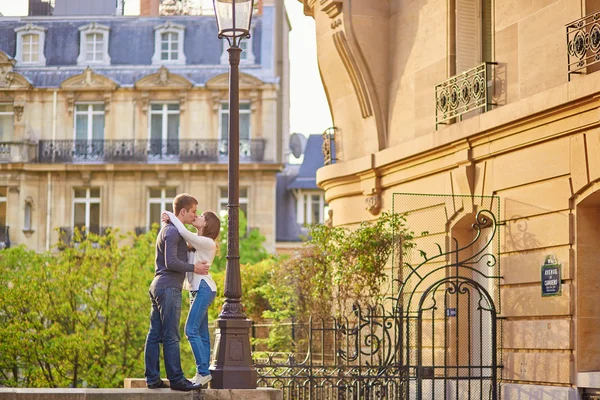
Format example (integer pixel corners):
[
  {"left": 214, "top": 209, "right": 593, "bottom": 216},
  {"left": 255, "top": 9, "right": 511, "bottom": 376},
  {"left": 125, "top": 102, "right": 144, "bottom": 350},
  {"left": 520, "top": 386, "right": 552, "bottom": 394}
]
[{"left": 165, "top": 211, "right": 217, "bottom": 292}]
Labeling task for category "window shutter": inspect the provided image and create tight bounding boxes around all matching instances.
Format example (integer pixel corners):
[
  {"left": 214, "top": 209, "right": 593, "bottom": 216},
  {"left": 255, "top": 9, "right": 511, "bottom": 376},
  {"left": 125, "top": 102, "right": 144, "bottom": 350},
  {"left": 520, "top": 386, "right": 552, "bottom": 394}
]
[
  {"left": 482, "top": 0, "right": 493, "bottom": 62},
  {"left": 455, "top": 0, "right": 482, "bottom": 74}
]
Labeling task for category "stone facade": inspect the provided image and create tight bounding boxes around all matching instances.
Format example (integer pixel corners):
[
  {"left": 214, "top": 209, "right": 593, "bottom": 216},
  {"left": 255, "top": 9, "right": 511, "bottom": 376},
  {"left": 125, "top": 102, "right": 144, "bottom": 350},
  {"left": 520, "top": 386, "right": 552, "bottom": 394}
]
[
  {"left": 0, "top": 4, "right": 289, "bottom": 252},
  {"left": 301, "top": 0, "right": 600, "bottom": 397}
]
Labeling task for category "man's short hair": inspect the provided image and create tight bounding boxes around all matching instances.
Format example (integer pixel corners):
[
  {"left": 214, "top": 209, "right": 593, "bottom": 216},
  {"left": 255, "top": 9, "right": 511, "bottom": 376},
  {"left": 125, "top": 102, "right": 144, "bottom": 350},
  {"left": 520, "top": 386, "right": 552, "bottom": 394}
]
[{"left": 173, "top": 193, "right": 198, "bottom": 216}]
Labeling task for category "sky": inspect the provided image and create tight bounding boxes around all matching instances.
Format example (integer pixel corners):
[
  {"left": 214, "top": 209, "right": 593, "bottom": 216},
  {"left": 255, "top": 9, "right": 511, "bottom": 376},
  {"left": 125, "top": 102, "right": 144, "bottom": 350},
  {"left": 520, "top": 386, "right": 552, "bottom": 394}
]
[{"left": 0, "top": 0, "right": 333, "bottom": 138}]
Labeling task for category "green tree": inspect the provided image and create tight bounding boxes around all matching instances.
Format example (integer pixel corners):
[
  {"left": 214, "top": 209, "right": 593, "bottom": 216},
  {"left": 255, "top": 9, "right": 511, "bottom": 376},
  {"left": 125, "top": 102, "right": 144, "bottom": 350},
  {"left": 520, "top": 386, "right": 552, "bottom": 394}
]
[{"left": 0, "top": 228, "right": 158, "bottom": 388}]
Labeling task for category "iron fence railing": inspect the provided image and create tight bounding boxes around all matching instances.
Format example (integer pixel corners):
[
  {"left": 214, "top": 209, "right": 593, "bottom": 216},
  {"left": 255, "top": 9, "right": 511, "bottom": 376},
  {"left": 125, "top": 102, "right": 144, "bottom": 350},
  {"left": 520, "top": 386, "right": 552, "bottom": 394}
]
[
  {"left": 567, "top": 12, "right": 600, "bottom": 80},
  {"left": 435, "top": 62, "right": 496, "bottom": 129},
  {"left": 37, "top": 139, "right": 267, "bottom": 163}
]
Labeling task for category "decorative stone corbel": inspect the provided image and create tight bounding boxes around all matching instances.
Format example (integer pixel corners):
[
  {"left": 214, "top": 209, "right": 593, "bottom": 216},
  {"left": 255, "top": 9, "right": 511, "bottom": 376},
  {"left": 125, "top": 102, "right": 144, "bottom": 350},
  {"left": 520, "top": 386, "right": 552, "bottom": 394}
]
[
  {"left": 66, "top": 91, "right": 75, "bottom": 115},
  {"left": 157, "top": 171, "right": 167, "bottom": 186},
  {"left": 179, "top": 90, "right": 187, "bottom": 112},
  {"left": 320, "top": 0, "right": 342, "bottom": 18},
  {"left": 13, "top": 103, "right": 24, "bottom": 121},
  {"left": 365, "top": 194, "right": 382, "bottom": 215},
  {"left": 140, "top": 91, "right": 149, "bottom": 113},
  {"left": 104, "top": 92, "right": 112, "bottom": 114},
  {"left": 81, "top": 171, "right": 91, "bottom": 186},
  {"left": 212, "top": 91, "right": 223, "bottom": 112},
  {"left": 249, "top": 90, "right": 259, "bottom": 113}
]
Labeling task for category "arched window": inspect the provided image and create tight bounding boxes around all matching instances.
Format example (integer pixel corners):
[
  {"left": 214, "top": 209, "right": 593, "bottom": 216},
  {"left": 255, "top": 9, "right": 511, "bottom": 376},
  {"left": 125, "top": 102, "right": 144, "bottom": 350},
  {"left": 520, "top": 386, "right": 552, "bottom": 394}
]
[
  {"left": 15, "top": 23, "right": 47, "bottom": 66},
  {"left": 77, "top": 22, "right": 111, "bottom": 66},
  {"left": 152, "top": 21, "right": 186, "bottom": 65}
]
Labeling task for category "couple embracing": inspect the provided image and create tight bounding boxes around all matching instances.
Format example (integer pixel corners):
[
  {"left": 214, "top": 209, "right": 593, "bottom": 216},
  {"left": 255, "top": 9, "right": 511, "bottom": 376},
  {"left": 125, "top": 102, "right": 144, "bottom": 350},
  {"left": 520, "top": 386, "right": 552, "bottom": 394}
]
[{"left": 143, "top": 193, "right": 221, "bottom": 391}]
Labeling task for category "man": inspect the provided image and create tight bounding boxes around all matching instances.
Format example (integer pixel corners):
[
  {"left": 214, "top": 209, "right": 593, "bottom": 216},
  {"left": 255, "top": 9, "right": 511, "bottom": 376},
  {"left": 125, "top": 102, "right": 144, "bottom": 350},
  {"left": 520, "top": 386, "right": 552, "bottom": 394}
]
[{"left": 144, "top": 193, "right": 209, "bottom": 391}]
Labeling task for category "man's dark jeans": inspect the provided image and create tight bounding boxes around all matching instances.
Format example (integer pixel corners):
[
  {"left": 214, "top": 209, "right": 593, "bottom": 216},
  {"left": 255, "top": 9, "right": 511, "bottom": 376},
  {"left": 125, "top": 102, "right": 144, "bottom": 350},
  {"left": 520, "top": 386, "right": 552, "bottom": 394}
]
[{"left": 144, "top": 285, "right": 186, "bottom": 385}]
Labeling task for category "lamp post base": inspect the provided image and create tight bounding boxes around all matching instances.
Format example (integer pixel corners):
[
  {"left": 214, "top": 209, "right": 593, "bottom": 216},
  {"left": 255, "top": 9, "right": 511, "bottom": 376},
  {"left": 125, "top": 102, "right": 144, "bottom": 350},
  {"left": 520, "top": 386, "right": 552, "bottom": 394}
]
[{"left": 210, "top": 318, "right": 257, "bottom": 389}]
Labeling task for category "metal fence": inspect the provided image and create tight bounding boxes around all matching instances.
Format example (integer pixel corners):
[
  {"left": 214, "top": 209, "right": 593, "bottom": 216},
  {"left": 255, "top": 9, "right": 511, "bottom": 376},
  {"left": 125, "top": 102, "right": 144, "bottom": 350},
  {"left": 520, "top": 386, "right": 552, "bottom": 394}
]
[
  {"left": 37, "top": 139, "right": 266, "bottom": 163},
  {"left": 435, "top": 62, "right": 496, "bottom": 129},
  {"left": 253, "top": 193, "right": 502, "bottom": 399},
  {"left": 567, "top": 12, "right": 600, "bottom": 80}
]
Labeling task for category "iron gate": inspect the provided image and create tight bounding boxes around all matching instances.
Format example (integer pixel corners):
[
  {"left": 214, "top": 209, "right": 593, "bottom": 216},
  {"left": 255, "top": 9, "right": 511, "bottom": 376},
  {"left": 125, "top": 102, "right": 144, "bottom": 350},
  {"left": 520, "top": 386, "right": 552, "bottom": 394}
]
[{"left": 254, "top": 194, "right": 502, "bottom": 399}]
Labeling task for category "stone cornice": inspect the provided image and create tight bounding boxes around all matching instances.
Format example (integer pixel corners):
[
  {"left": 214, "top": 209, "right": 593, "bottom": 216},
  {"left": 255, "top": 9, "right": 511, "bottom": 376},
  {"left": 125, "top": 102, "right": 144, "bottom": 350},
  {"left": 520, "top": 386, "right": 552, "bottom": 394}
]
[{"left": 60, "top": 67, "right": 118, "bottom": 91}]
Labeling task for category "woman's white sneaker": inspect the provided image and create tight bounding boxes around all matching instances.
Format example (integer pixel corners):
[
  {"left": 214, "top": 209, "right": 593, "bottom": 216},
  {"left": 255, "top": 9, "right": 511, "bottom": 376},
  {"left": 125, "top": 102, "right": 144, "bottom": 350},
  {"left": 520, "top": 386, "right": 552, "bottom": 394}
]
[{"left": 196, "top": 374, "right": 212, "bottom": 386}]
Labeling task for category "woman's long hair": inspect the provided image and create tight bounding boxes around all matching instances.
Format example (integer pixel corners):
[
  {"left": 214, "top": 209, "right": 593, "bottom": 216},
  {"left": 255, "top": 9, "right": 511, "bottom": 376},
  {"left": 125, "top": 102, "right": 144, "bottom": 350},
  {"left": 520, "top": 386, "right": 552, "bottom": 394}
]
[{"left": 200, "top": 211, "right": 221, "bottom": 250}]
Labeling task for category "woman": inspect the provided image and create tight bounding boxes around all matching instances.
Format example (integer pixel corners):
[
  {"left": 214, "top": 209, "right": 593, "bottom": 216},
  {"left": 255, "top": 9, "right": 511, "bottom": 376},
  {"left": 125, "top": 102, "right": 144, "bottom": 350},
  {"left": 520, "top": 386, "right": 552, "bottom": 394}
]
[{"left": 162, "top": 210, "right": 220, "bottom": 387}]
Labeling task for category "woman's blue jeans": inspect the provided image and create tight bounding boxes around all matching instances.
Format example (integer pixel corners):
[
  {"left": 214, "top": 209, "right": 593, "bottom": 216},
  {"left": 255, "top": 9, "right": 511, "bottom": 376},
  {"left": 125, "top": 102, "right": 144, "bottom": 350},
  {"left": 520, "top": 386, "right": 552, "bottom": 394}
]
[{"left": 185, "top": 280, "right": 216, "bottom": 376}]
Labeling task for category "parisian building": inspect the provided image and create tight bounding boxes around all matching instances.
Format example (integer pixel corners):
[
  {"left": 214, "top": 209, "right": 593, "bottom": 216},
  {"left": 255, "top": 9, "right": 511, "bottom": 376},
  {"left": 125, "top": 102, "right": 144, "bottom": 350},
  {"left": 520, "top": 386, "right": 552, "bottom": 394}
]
[
  {"left": 302, "top": 0, "right": 600, "bottom": 398},
  {"left": 0, "top": 0, "right": 290, "bottom": 253}
]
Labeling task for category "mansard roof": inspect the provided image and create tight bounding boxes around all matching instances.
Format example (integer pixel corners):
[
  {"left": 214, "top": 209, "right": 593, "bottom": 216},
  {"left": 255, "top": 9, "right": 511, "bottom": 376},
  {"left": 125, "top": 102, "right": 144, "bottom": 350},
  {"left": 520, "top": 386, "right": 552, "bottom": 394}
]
[{"left": 0, "top": 15, "right": 271, "bottom": 88}]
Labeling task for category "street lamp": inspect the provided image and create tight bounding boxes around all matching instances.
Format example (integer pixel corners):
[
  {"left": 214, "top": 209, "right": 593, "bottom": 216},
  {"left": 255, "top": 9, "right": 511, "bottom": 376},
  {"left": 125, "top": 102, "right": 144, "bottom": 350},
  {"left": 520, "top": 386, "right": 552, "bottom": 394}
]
[{"left": 210, "top": 0, "right": 257, "bottom": 390}]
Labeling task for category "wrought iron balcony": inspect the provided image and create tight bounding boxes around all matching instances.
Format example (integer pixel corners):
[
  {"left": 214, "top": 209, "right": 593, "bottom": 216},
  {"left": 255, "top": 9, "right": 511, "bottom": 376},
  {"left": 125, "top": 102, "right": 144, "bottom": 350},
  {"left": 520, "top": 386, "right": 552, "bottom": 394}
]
[
  {"left": 0, "top": 142, "right": 38, "bottom": 163},
  {"left": 38, "top": 139, "right": 267, "bottom": 164},
  {"left": 567, "top": 12, "right": 600, "bottom": 80},
  {"left": 435, "top": 62, "right": 496, "bottom": 129}
]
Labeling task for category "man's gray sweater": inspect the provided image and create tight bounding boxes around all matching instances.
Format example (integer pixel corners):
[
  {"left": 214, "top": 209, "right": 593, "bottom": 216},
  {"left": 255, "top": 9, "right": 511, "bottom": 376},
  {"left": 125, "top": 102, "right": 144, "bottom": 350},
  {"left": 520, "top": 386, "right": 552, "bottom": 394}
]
[{"left": 151, "top": 223, "right": 194, "bottom": 289}]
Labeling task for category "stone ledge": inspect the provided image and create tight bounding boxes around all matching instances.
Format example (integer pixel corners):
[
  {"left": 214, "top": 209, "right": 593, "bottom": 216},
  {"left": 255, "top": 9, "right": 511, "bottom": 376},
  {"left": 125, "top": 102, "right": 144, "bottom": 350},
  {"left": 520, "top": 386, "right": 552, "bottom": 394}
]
[{"left": 0, "top": 388, "right": 282, "bottom": 400}]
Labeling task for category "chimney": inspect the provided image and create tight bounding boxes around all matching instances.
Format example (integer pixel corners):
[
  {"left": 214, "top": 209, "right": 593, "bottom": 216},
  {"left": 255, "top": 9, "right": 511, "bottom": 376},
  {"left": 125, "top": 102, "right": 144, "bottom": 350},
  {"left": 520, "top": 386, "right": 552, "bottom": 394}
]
[{"left": 140, "top": 0, "right": 159, "bottom": 16}]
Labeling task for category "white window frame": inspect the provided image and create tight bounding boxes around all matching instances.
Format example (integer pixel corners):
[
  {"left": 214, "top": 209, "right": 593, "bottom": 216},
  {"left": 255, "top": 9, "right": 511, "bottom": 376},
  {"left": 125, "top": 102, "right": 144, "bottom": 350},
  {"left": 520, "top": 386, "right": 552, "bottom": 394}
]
[
  {"left": 72, "top": 188, "right": 101, "bottom": 234},
  {"left": 152, "top": 21, "right": 186, "bottom": 65},
  {"left": 219, "top": 186, "right": 249, "bottom": 218},
  {"left": 220, "top": 28, "right": 255, "bottom": 64},
  {"left": 219, "top": 101, "right": 251, "bottom": 140},
  {"left": 14, "top": 24, "right": 46, "bottom": 66},
  {"left": 295, "top": 190, "right": 326, "bottom": 225},
  {"left": 148, "top": 102, "right": 180, "bottom": 141},
  {"left": 74, "top": 103, "right": 105, "bottom": 141},
  {"left": 77, "top": 22, "right": 111, "bottom": 66},
  {"left": 147, "top": 188, "right": 175, "bottom": 230}
]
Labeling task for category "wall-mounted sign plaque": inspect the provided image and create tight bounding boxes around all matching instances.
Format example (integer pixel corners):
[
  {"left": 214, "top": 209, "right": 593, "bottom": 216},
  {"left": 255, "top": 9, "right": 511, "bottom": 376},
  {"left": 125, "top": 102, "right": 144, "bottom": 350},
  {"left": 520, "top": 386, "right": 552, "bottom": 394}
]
[{"left": 541, "top": 255, "right": 561, "bottom": 297}]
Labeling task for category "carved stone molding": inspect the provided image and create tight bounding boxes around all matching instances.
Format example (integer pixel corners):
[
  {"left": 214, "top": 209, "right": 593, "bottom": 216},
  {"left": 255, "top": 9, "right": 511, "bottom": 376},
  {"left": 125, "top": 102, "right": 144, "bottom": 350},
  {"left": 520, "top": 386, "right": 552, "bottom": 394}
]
[
  {"left": 140, "top": 91, "right": 150, "bottom": 113},
  {"left": 179, "top": 90, "right": 187, "bottom": 113},
  {"left": 60, "top": 67, "right": 118, "bottom": 91},
  {"left": 320, "top": 0, "right": 342, "bottom": 18},
  {"left": 0, "top": 52, "right": 32, "bottom": 90},
  {"left": 211, "top": 90, "right": 223, "bottom": 112},
  {"left": 66, "top": 92, "right": 75, "bottom": 115},
  {"left": 81, "top": 171, "right": 91, "bottom": 186},
  {"left": 104, "top": 92, "right": 112, "bottom": 114},
  {"left": 365, "top": 194, "right": 382, "bottom": 215},
  {"left": 332, "top": 31, "right": 373, "bottom": 118},
  {"left": 134, "top": 66, "right": 193, "bottom": 91}
]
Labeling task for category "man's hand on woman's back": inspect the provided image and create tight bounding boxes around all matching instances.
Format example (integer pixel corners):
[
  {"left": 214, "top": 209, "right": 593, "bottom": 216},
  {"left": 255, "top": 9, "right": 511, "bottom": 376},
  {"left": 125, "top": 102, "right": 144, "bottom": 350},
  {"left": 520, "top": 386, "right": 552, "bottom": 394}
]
[{"left": 194, "top": 260, "right": 209, "bottom": 275}]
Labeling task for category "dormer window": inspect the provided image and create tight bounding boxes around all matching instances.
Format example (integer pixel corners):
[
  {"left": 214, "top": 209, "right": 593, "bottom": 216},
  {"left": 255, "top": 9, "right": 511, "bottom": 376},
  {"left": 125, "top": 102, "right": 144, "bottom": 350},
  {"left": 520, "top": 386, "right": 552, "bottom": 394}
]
[
  {"left": 15, "top": 24, "right": 46, "bottom": 66},
  {"left": 220, "top": 28, "right": 255, "bottom": 65},
  {"left": 77, "top": 23, "right": 111, "bottom": 66},
  {"left": 153, "top": 22, "right": 186, "bottom": 65}
]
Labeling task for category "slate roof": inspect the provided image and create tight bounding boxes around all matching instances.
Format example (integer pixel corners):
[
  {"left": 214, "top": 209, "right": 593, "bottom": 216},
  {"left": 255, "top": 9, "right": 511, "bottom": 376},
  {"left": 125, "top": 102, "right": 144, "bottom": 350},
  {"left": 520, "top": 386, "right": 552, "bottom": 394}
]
[
  {"left": 0, "top": 15, "right": 270, "bottom": 87},
  {"left": 287, "top": 134, "right": 326, "bottom": 190}
]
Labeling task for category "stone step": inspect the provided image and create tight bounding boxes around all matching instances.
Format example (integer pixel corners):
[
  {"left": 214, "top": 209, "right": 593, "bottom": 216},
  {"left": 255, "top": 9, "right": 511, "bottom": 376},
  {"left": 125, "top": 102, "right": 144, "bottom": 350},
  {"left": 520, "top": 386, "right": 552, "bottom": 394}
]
[{"left": 0, "top": 388, "right": 281, "bottom": 400}]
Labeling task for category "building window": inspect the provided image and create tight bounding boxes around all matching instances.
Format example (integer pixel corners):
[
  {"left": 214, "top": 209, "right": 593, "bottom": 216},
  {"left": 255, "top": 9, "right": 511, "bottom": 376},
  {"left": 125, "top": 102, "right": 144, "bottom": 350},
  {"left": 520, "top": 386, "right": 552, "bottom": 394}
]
[
  {"left": 73, "top": 188, "right": 100, "bottom": 235},
  {"left": 74, "top": 104, "right": 104, "bottom": 159},
  {"left": 0, "top": 104, "right": 14, "bottom": 141},
  {"left": 149, "top": 103, "right": 179, "bottom": 158},
  {"left": 219, "top": 187, "right": 248, "bottom": 219},
  {"left": 296, "top": 190, "right": 326, "bottom": 225},
  {"left": 14, "top": 24, "right": 46, "bottom": 66},
  {"left": 455, "top": 0, "right": 493, "bottom": 74},
  {"left": 220, "top": 31, "right": 255, "bottom": 64},
  {"left": 152, "top": 22, "right": 186, "bottom": 65},
  {"left": 219, "top": 102, "right": 251, "bottom": 140},
  {"left": 147, "top": 187, "right": 176, "bottom": 229},
  {"left": 23, "top": 198, "right": 33, "bottom": 232},
  {"left": 77, "top": 22, "right": 111, "bottom": 65}
]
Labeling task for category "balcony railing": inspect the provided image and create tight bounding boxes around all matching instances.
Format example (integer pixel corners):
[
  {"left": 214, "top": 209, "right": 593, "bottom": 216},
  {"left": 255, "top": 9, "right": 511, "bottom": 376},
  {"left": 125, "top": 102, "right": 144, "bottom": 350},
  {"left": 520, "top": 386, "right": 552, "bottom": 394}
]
[
  {"left": 567, "top": 12, "right": 600, "bottom": 80},
  {"left": 435, "top": 62, "right": 496, "bottom": 129},
  {"left": 38, "top": 139, "right": 267, "bottom": 163},
  {"left": 0, "top": 142, "right": 38, "bottom": 163}
]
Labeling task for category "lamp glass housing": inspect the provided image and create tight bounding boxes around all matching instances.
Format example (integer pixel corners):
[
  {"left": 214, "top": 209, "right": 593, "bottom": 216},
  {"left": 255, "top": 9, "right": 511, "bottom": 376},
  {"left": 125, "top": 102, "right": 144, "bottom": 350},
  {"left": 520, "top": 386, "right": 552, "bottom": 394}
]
[{"left": 213, "top": 0, "right": 254, "bottom": 38}]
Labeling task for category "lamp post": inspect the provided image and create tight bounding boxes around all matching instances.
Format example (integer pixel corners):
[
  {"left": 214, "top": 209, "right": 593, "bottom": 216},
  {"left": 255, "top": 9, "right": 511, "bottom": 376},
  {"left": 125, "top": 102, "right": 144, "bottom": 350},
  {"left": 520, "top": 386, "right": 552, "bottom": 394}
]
[{"left": 210, "top": 0, "right": 257, "bottom": 389}]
